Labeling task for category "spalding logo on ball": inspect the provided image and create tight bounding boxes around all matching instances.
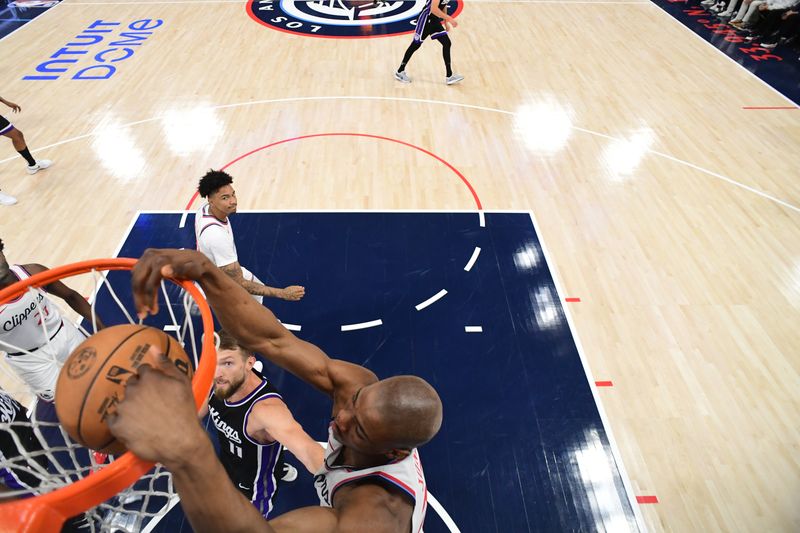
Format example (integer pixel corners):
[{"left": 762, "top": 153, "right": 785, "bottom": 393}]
[
  {"left": 55, "top": 324, "right": 193, "bottom": 455},
  {"left": 66, "top": 347, "right": 97, "bottom": 379}
]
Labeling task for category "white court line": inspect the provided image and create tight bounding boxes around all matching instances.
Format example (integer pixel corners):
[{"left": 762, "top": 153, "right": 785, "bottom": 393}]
[
  {"left": 527, "top": 211, "right": 647, "bottom": 532},
  {"left": 280, "top": 322, "right": 302, "bottom": 332},
  {"left": 650, "top": 0, "right": 798, "bottom": 108},
  {"left": 141, "top": 494, "right": 181, "bottom": 533},
  {"left": 341, "top": 319, "right": 383, "bottom": 331},
  {"left": 478, "top": 211, "right": 486, "bottom": 227},
  {"left": 112, "top": 211, "right": 142, "bottom": 258},
  {"left": 464, "top": 247, "right": 481, "bottom": 271},
  {"left": 464, "top": 326, "right": 483, "bottom": 333},
  {"left": 2, "top": 96, "right": 795, "bottom": 216},
  {"left": 0, "top": 0, "right": 65, "bottom": 44},
  {"left": 415, "top": 289, "right": 447, "bottom": 311},
  {"left": 428, "top": 491, "right": 462, "bottom": 533}
]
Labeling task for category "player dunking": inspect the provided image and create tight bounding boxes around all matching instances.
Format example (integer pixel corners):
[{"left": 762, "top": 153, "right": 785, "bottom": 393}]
[
  {"left": 109, "top": 248, "right": 443, "bottom": 532},
  {"left": 394, "top": 0, "right": 464, "bottom": 85},
  {"left": 195, "top": 170, "right": 305, "bottom": 304}
]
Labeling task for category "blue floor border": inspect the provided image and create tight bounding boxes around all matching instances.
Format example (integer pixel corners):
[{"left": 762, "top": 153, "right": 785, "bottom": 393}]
[
  {"left": 651, "top": 0, "right": 800, "bottom": 104},
  {"left": 0, "top": 0, "right": 60, "bottom": 40}
]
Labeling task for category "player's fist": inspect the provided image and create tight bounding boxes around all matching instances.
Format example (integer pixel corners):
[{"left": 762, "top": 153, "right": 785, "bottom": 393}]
[{"left": 281, "top": 285, "right": 306, "bottom": 301}]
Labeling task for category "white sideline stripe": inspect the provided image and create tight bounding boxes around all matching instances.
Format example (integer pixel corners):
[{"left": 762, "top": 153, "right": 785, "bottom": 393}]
[
  {"left": 464, "top": 326, "right": 483, "bottom": 333},
  {"left": 341, "top": 319, "right": 383, "bottom": 331},
  {"left": 141, "top": 494, "right": 181, "bottom": 533},
  {"left": 527, "top": 211, "right": 646, "bottom": 531},
  {"left": 651, "top": 0, "right": 798, "bottom": 107},
  {"left": 2, "top": 94, "right": 793, "bottom": 215},
  {"left": 464, "top": 247, "right": 481, "bottom": 271},
  {"left": 478, "top": 211, "right": 486, "bottom": 227},
  {"left": 0, "top": 0, "right": 65, "bottom": 44},
  {"left": 415, "top": 289, "right": 447, "bottom": 311},
  {"left": 163, "top": 325, "right": 180, "bottom": 332},
  {"left": 281, "top": 322, "right": 302, "bottom": 332},
  {"left": 427, "top": 491, "right": 462, "bottom": 533}
]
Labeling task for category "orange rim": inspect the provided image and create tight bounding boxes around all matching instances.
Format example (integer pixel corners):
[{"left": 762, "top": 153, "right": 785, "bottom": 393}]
[{"left": 0, "top": 259, "right": 216, "bottom": 532}]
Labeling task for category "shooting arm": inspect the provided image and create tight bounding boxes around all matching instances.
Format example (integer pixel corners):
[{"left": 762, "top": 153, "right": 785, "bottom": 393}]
[
  {"left": 133, "top": 249, "right": 375, "bottom": 397},
  {"left": 168, "top": 434, "right": 276, "bottom": 533},
  {"left": 107, "top": 359, "right": 275, "bottom": 533}
]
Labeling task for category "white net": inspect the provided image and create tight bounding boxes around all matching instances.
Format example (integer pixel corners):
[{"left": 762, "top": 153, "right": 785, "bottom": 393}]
[{"left": 0, "top": 266, "right": 209, "bottom": 532}]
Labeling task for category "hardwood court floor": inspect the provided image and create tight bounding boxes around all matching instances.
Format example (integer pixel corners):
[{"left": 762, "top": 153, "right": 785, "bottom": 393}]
[{"left": 1, "top": 0, "right": 799, "bottom": 531}]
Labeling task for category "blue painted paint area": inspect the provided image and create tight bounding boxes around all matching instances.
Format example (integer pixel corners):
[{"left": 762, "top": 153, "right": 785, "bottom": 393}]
[
  {"left": 0, "top": 1, "right": 59, "bottom": 40},
  {"left": 651, "top": 0, "right": 800, "bottom": 104},
  {"left": 92, "top": 211, "right": 638, "bottom": 532}
]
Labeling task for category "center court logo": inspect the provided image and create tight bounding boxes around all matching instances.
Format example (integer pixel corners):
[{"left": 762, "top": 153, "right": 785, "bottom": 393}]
[{"left": 247, "top": 0, "right": 463, "bottom": 38}]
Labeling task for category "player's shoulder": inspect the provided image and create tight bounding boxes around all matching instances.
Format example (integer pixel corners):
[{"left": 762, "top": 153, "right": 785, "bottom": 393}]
[
  {"left": 19, "top": 263, "right": 47, "bottom": 275},
  {"left": 252, "top": 392, "right": 286, "bottom": 410},
  {"left": 197, "top": 219, "right": 230, "bottom": 242},
  {"left": 329, "top": 360, "right": 379, "bottom": 389},
  {"left": 334, "top": 481, "right": 413, "bottom": 532}
]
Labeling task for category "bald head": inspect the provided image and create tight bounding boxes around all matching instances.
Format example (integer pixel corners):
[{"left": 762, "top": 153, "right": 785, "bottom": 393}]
[{"left": 370, "top": 376, "right": 443, "bottom": 450}]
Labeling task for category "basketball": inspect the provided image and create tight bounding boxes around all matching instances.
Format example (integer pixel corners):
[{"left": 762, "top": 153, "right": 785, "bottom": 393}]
[{"left": 55, "top": 324, "right": 193, "bottom": 455}]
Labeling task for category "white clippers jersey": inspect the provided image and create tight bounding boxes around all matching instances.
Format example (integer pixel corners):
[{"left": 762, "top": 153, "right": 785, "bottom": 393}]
[
  {"left": 194, "top": 203, "right": 238, "bottom": 268},
  {"left": 0, "top": 265, "right": 64, "bottom": 354},
  {"left": 314, "top": 425, "right": 428, "bottom": 533}
]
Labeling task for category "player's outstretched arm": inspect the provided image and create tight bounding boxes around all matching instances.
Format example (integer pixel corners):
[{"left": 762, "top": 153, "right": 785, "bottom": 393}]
[
  {"left": 24, "top": 263, "right": 105, "bottom": 330},
  {"left": 107, "top": 356, "right": 275, "bottom": 533},
  {"left": 132, "top": 248, "right": 375, "bottom": 397},
  {"left": 219, "top": 261, "right": 305, "bottom": 301},
  {"left": 251, "top": 398, "right": 324, "bottom": 474}
]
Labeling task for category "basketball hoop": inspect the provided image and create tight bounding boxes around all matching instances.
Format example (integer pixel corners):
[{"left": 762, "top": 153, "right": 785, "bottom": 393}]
[{"left": 0, "top": 258, "right": 216, "bottom": 533}]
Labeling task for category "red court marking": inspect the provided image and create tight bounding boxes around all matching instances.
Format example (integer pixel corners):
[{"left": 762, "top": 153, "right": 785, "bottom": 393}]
[
  {"left": 595, "top": 381, "right": 613, "bottom": 387},
  {"left": 741, "top": 106, "right": 798, "bottom": 110},
  {"left": 565, "top": 297, "right": 581, "bottom": 302},
  {"left": 636, "top": 496, "right": 659, "bottom": 504},
  {"left": 184, "top": 133, "right": 482, "bottom": 211}
]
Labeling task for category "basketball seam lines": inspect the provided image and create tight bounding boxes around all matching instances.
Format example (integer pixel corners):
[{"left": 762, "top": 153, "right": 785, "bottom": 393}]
[{"left": 75, "top": 326, "right": 149, "bottom": 447}]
